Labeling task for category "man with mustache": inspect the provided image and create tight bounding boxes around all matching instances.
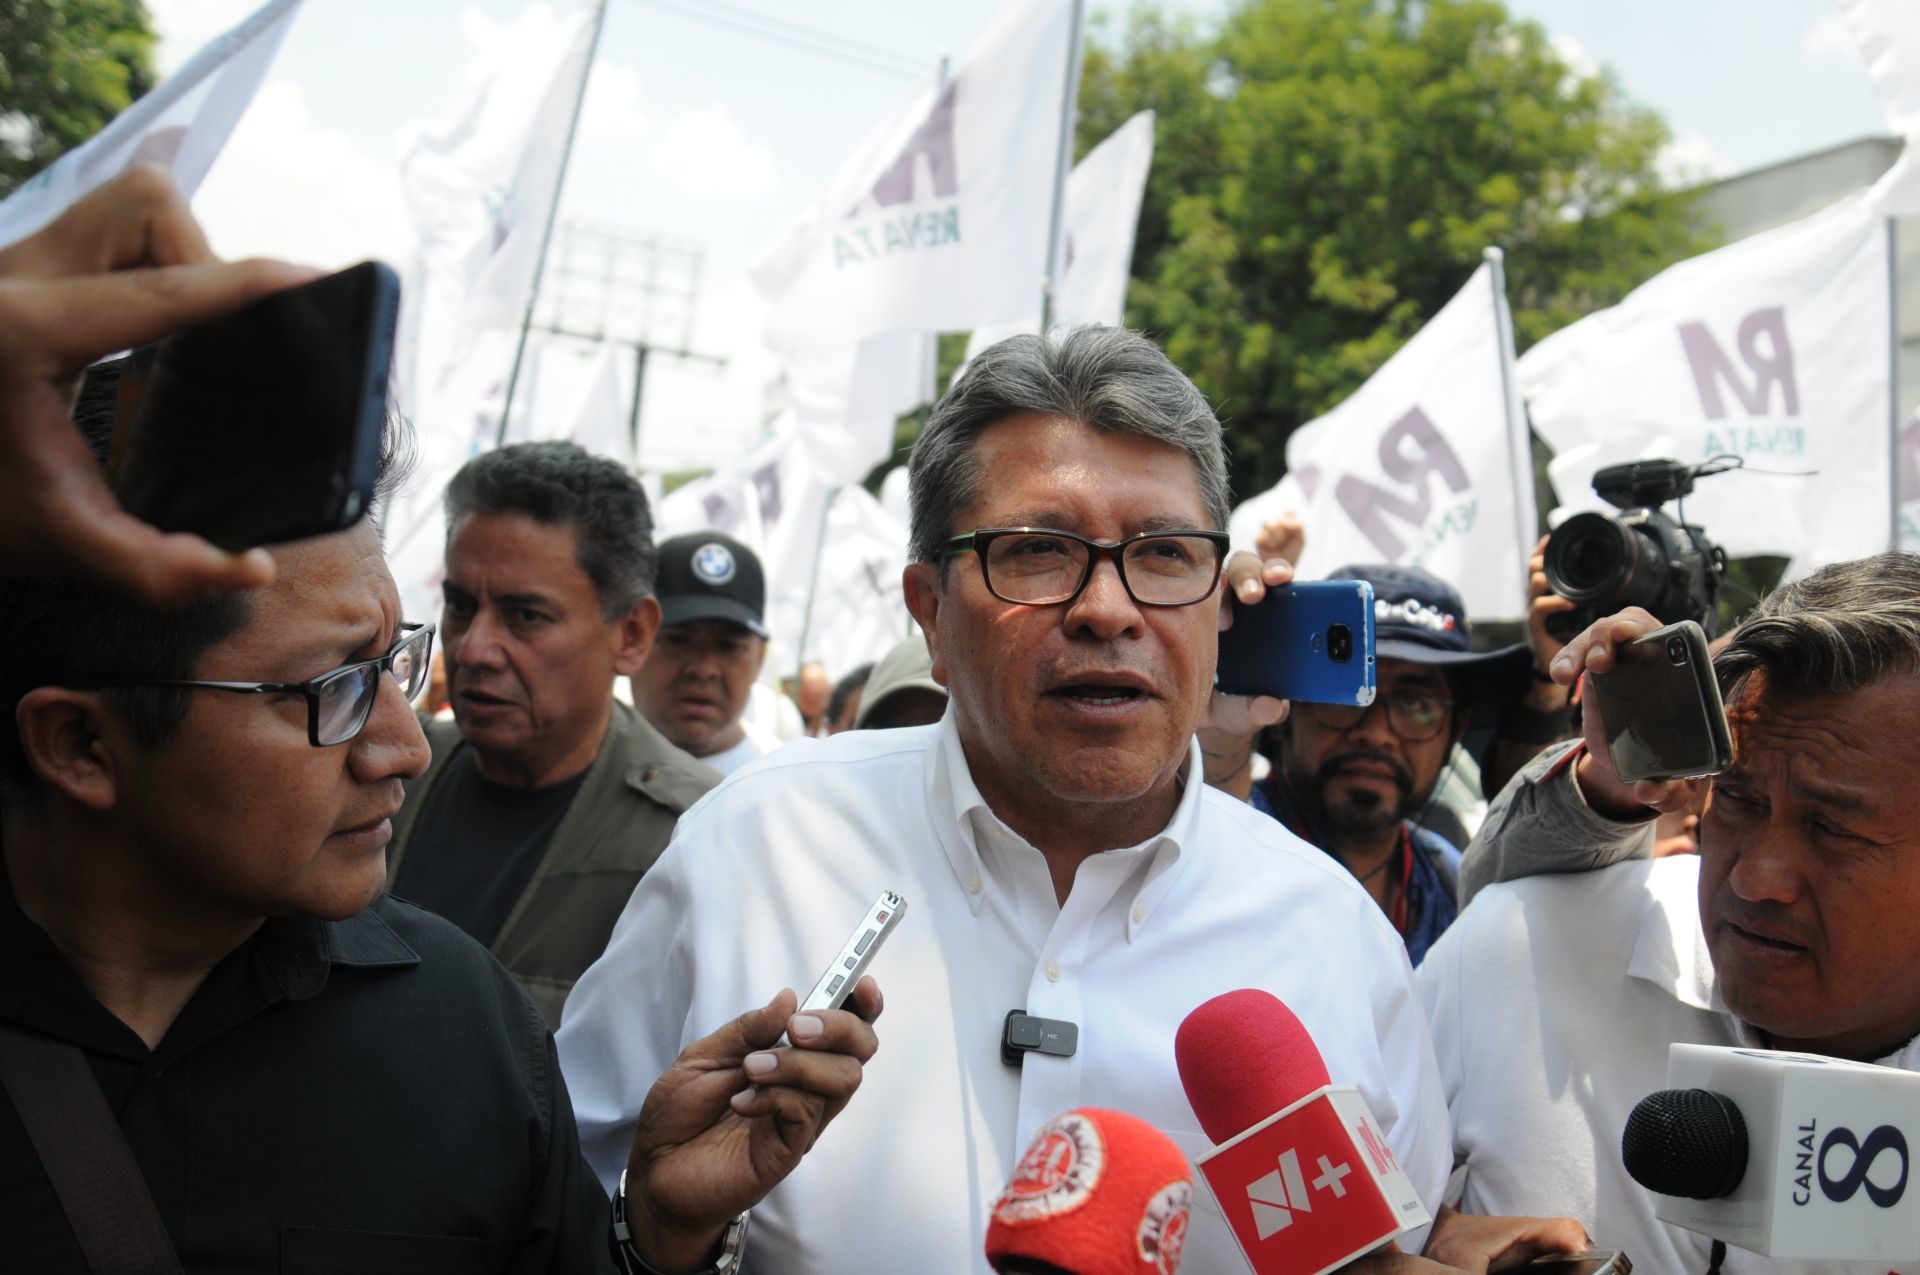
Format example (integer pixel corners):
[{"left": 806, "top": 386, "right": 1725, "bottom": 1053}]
[
  {"left": 1421, "top": 556, "right": 1920, "bottom": 1273},
  {"left": 386, "top": 442, "right": 717, "bottom": 1027},
  {"left": 1210, "top": 566, "right": 1530, "bottom": 964}
]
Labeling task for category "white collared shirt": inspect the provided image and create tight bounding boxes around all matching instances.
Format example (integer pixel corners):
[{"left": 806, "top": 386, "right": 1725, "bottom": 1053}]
[
  {"left": 1421, "top": 853, "right": 1920, "bottom": 1275},
  {"left": 558, "top": 710, "right": 1451, "bottom": 1274}
]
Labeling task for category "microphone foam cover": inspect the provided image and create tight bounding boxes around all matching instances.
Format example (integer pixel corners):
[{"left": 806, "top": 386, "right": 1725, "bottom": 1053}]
[
  {"left": 1621, "top": 1088, "right": 1750, "bottom": 1200},
  {"left": 1175, "top": 989, "right": 1331, "bottom": 1145},
  {"left": 986, "top": 1108, "right": 1193, "bottom": 1275}
]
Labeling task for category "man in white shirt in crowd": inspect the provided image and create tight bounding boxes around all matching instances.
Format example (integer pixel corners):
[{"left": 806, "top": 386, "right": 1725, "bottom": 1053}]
[
  {"left": 630, "top": 533, "right": 776, "bottom": 777},
  {"left": 1420, "top": 552, "right": 1920, "bottom": 1274},
  {"left": 558, "top": 328, "right": 1584, "bottom": 1274}
]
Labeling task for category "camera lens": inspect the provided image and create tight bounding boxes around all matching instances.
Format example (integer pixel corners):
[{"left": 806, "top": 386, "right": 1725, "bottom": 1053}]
[
  {"left": 1327, "top": 624, "right": 1353, "bottom": 663},
  {"left": 1543, "top": 512, "right": 1638, "bottom": 602},
  {"left": 1667, "top": 635, "right": 1688, "bottom": 665}
]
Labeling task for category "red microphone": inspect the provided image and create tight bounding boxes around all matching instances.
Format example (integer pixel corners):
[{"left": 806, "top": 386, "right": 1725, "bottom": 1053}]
[
  {"left": 985, "top": 1107, "right": 1193, "bottom": 1275},
  {"left": 1175, "top": 990, "right": 1430, "bottom": 1275}
]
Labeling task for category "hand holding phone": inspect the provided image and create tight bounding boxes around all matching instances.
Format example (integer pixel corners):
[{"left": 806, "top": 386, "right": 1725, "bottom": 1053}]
[
  {"left": 107, "top": 259, "right": 400, "bottom": 552},
  {"left": 1587, "top": 621, "right": 1731, "bottom": 784},
  {"left": 1215, "top": 579, "right": 1377, "bottom": 707}
]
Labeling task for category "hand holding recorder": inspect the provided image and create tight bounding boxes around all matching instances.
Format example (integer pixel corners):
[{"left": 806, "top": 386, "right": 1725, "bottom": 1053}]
[{"left": 622, "top": 980, "right": 884, "bottom": 1272}]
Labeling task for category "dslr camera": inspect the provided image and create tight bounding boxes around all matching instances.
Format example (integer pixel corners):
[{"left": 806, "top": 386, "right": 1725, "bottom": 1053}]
[{"left": 1542, "top": 458, "right": 1728, "bottom": 641}]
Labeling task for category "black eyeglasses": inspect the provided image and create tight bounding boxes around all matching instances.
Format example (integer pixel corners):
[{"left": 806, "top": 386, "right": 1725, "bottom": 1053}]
[
  {"left": 944, "top": 527, "right": 1230, "bottom": 608},
  {"left": 1305, "top": 684, "right": 1454, "bottom": 743},
  {"left": 73, "top": 622, "right": 435, "bottom": 748}
]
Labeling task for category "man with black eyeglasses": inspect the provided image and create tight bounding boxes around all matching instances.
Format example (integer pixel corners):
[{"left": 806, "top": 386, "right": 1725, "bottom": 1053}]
[
  {"left": 0, "top": 362, "right": 881, "bottom": 1273},
  {"left": 1204, "top": 564, "right": 1531, "bottom": 964},
  {"left": 553, "top": 330, "right": 1590, "bottom": 1273}
]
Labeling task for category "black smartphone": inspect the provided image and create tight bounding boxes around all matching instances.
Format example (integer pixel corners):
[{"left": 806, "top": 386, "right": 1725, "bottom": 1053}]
[
  {"left": 1216, "top": 579, "right": 1377, "bottom": 707},
  {"left": 1524, "top": 1252, "right": 1630, "bottom": 1274},
  {"left": 106, "top": 260, "right": 401, "bottom": 551},
  {"left": 1588, "top": 620, "right": 1732, "bottom": 783}
]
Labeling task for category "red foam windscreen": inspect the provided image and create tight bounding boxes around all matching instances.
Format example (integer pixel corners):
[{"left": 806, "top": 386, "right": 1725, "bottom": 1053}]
[
  {"left": 985, "top": 1108, "right": 1193, "bottom": 1275},
  {"left": 1174, "top": 989, "right": 1331, "bottom": 1145}
]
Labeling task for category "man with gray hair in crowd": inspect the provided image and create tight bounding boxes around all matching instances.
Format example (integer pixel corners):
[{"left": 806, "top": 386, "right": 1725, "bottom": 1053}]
[
  {"left": 556, "top": 328, "right": 1587, "bottom": 1273},
  {"left": 1420, "top": 552, "right": 1920, "bottom": 1274},
  {"left": 386, "top": 441, "right": 716, "bottom": 1026}
]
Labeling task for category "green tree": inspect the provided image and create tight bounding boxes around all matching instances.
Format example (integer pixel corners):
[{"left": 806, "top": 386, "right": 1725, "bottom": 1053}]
[
  {"left": 0, "top": 0, "right": 157, "bottom": 198},
  {"left": 1079, "top": 0, "right": 1716, "bottom": 500}
]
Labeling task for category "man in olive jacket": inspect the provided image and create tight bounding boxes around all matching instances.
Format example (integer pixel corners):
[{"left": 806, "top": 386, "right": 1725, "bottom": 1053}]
[{"left": 387, "top": 443, "right": 718, "bottom": 1026}]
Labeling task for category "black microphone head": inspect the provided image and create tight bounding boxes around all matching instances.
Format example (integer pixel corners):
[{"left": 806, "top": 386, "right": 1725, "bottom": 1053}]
[{"left": 1622, "top": 1088, "right": 1750, "bottom": 1199}]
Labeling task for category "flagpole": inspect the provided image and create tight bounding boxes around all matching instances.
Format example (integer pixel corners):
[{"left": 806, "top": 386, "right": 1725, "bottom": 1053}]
[
  {"left": 1038, "top": 0, "right": 1088, "bottom": 330},
  {"left": 495, "top": 0, "right": 609, "bottom": 447},
  {"left": 1485, "top": 246, "right": 1536, "bottom": 585},
  {"left": 794, "top": 485, "right": 841, "bottom": 681},
  {"left": 922, "top": 52, "right": 951, "bottom": 409},
  {"left": 1890, "top": 216, "right": 1902, "bottom": 551}
]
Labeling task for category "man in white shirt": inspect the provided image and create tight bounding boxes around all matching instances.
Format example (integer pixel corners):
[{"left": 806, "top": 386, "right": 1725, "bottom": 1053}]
[
  {"left": 1420, "top": 554, "right": 1920, "bottom": 1274},
  {"left": 560, "top": 329, "right": 1572, "bottom": 1274},
  {"left": 631, "top": 533, "right": 776, "bottom": 776}
]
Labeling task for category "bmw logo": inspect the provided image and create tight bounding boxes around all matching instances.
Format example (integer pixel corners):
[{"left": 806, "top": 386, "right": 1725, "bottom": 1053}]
[{"left": 692, "top": 542, "right": 736, "bottom": 585}]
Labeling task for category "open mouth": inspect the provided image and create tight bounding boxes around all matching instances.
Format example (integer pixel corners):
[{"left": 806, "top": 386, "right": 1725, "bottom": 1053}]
[
  {"left": 1049, "top": 679, "right": 1150, "bottom": 709},
  {"left": 1727, "top": 921, "right": 1807, "bottom": 955}
]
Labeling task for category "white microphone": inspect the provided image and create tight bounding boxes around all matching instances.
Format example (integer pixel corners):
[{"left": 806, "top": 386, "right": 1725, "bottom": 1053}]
[{"left": 1623, "top": 1042, "right": 1920, "bottom": 1262}]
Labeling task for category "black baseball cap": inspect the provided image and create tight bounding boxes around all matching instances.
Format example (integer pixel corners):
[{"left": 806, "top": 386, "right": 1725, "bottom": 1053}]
[
  {"left": 654, "top": 533, "right": 769, "bottom": 639},
  {"left": 1326, "top": 563, "right": 1530, "bottom": 706}
]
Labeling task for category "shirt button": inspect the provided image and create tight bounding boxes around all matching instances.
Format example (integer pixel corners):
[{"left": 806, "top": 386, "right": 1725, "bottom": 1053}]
[
  {"left": 968, "top": 874, "right": 982, "bottom": 894},
  {"left": 1132, "top": 905, "right": 1146, "bottom": 924},
  {"left": 1045, "top": 961, "right": 1062, "bottom": 982}
]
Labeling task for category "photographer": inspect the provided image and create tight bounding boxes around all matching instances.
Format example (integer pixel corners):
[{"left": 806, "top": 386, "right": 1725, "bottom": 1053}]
[{"left": 1419, "top": 553, "right": 1920, "bottom": 1274}]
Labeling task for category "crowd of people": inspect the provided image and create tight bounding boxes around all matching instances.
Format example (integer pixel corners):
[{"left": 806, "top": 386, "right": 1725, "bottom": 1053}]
[{"left": 3, "top": 168, "right": 1918, "bottom": 1275}]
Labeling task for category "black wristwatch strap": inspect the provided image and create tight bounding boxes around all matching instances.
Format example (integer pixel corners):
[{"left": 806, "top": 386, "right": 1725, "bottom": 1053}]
[{"left": 610, "top": 1169, "right": 748, "bottom": 1275}]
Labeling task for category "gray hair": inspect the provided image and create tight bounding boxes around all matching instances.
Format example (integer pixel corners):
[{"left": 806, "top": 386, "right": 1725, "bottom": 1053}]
[
  {"left": 445, "top": 441, "right": 657, "bottom": 620},
  {"left": 1715, "top": 551, "right": 1920, "bottom": 699},
  {"left": 906, "top": 327, "right": 1231, "bottom": 565}
]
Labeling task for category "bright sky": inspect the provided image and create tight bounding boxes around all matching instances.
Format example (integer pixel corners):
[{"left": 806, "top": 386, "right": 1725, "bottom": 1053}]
[{"left": 151, "top": 0, "right": 1894, "bottom": 474}]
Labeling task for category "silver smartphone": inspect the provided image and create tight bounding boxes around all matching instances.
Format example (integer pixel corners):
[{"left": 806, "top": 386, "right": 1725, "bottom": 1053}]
[{"left": 796, "top": 890, "right": 906, "bottom": 1016}]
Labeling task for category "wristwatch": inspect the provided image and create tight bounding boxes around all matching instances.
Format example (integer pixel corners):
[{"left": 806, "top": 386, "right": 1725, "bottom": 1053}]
[{"left": 610, "top": 1169, "right": 749, "bottom": 1275}]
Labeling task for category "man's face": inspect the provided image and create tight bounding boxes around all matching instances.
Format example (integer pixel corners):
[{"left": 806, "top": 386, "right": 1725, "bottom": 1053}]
[
  {"left": 1699, "top": 672, "right": 1920, "bottom": 1059},
  {"left": 441, "top": 511, "right": 655, "bottom": 782},
  {"left": 1281, "top": 657, "right": 1458, "bottom": 839},
  {"left": 904, "top": 413, "right": 1220, "bottom": 829},
  {"left": 116, "top": 522, "right": 431, "bottom": 921},
  {"left": 632, "top": 618, "right": 767, "bottom": 757}
]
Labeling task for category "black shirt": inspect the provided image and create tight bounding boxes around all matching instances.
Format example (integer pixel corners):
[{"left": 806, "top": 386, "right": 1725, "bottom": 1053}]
[
  {"left": 0, "top": 867, "right": 616, "bottom": 1273},
  {"left": 391, "top": 749, "right": 589, "bottom": 946}
]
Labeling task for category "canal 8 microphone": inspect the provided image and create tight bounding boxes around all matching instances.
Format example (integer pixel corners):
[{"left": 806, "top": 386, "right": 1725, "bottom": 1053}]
[
  {"left": 1622, "top": 1043, "right": 1920, "bottom": 1262},
  {"left": 984, "top": 1107, "right": 1193, "bottom": 1275},
  {"left": 1175, "top": 989, "right": 1429, "bottom": 1275}
]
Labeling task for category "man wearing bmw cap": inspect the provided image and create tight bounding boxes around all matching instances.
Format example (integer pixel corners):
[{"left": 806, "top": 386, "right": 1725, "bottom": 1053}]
[
  {"left": 632, "top": 532, "right": 777, "bottom": 776},
  {"left": 1203, "top": 564, "right": 1532, "bottom": 963}
]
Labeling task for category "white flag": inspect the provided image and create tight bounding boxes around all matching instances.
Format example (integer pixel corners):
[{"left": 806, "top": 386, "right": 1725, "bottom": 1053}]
[
  {"left": 396, "top": 3, "right": 597, "bottom": 338},
  {"left": 1231, "top": 259, "right": 1535, "bottom": 617},
  {"left": 1521, "top": 188, "right": 1893, "bottom": 567},
  {"left": 750, "top": 0, "right": 1075, "bottom": 350},
  {"left": 563, "top": 344, "right": 632, "bottom": 466},
  {"left": 0, "top": 0, "right": 301, "bottom": 250},
  {"left": 1836, "top": 0, "right": 1920, "bottom": 136},
  {"left": 963, "top": 109, "right": 1157, "bottom": 362},
  {"left": 784, "top": 331, "right": 927, "bottom": 486}
]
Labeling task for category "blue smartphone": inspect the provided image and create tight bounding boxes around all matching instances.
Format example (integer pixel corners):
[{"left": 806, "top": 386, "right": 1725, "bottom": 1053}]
[{"left": 1215, "top": 579, "right": 1377, "bottom": 706}]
